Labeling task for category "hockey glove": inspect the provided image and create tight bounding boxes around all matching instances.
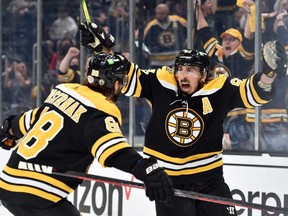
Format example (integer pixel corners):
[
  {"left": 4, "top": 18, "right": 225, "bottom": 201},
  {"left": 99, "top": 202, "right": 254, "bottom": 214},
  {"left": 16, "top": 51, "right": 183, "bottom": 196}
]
[
  {"left": 79, "top": 22, "right": 115, "bottom": 53},
  {"left": 263, "top": 40, "right": 287, "bottom": 79},
  {"left": 0, "top": 115, "right": 18, "bottom": 150},
  {"left": 132, "top": 158, "right": 174, "bottom": 205}
]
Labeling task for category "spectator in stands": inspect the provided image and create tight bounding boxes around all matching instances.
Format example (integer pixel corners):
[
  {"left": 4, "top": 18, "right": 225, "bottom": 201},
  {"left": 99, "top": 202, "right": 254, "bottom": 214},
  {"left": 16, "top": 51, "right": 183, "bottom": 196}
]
[
  {"left": 237, "top": 0, "right": 276, "bottom": 43},
  {"left": 48, "top": 7, "right": 78, "bottom": 44},
  {"left": 196, "top": 0, "right": 254, "bottom": 78},
  {"left": 273, "top": 0, "right": 288, "bottom": 33},
  {"left": 212, "top": 1, "right": 288, "bottom": 153},
  {"left": 3, "top": 60, "right": 33, "bottom": 114},
  {"left": 48, "top": 38, "right": 75, "bottom": 76},
  {"left": 31, "top": 38, "right": 75, "bottom": 106},
  {"left": 108, "top": 0, "right": 129, "bottom": 50},
  {"left": 3, "top": 0, "right": 36, "bottom": 65},
  {"left": 200, "top": 0, "right": 217, "bottom": 30},
  {"left": 194, "top": 0, "right": 218, "bottom": 50},
  {"left": 144, "top": 3, "right": 187, "bottom": 68},
  {"left": 167, "top": 0, "right": 187, "bottom": 19},
  {"left": 58, "top": 47, "right": 81, "bottom": 84},
  {"left": 274, "top": 9, "right": 288, "bottom": 39},
  {"left": 234, "top": 9, "right": 288, "bottom": 152},
  {"left": 94, "top": 9, "right": 109, "bottom": 28},
  {"left": 213, "top": 0, "right": 237, "bottom": 34},
  {"left": 196, "top": 0, "right": 255, "bottom": 150}
]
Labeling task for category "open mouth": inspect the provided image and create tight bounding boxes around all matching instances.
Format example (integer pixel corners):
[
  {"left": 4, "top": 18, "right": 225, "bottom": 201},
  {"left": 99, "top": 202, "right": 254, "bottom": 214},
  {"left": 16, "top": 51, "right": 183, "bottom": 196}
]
[
  {"left": 224, "top": 47, "right": 232, "bottom": 51},
  {"left": 181, "top": 83, "right": 190, "bottom": 90}
]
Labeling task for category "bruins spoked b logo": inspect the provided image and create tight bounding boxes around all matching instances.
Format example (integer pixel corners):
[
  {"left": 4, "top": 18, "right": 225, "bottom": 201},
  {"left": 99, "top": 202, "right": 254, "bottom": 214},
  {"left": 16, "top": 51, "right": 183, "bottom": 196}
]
[{"left": 165, "top": 108, "right": 204, "bottom": 147}]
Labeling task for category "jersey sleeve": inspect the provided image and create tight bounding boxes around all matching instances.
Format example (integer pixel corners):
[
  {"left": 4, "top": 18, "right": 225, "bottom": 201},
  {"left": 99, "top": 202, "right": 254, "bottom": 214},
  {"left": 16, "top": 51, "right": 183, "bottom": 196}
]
[
  {"left": 85, "top": 113, "right": 141, "bottom": 170},
  {"left": 121, "top": 62, "right": 176, "bottom": 104},
  {"left": 231, "top": 72, "right": 275, "bottom": 108},
  {"left": 11, "top": 106, "right": 47, "bottom": 138},
  {"left": 121, "top": 62, "right": 155, "bottom": 100}
]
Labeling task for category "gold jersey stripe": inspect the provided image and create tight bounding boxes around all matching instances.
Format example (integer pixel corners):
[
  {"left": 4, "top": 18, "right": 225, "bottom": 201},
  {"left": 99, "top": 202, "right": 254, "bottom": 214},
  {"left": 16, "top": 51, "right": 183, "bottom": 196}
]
[
  {"left": 4, "top": 166, "right": 73, "bottom": 193},
  {"left": 122, "top": 63, "right": 136, "bottom": 95},
  {"left": 0, "top": 180, "right": 61, "bottom": 203},
  {"left": 91, "top": 132, "right": 123, "bottom": 157},
  {"left": 240, "top": 79, "right": 251, "bottom": 108},
  {"left": 19, "top": 113, "right": 27, "bottom": 135},
  {"left": 98, "top": 143, "right": 131, "bottom": 167},
  {"left": 144, "top": 146, "right": 222, "bottom": 164},
  {"left": 165, "top": 160, "right": 223, "bottom": 176},
  {"left": 249, "top": 75, "right": 269, "bottom": 104}
]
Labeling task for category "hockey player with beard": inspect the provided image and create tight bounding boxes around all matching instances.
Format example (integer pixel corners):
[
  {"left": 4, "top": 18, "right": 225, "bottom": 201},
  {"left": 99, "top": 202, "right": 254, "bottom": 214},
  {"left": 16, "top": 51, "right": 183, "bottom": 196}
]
[
  {"left": 0, "top": 52, "right": 174, "bottom": 216},
  {"left": 80, "top": 22, "right": 287, "bottom": 216}
]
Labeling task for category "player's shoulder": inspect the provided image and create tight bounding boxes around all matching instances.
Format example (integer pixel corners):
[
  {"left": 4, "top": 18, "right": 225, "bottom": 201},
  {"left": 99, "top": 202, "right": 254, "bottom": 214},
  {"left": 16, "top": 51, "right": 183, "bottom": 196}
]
[
  {"left": 203, "top": 74, "right": 228, "bottom": 90},
  {"left": 155, "top": 66, "right": 178, "bottom": 91},
  {"left": 55, "top": 83, "right": 122, "bottom": 125}
]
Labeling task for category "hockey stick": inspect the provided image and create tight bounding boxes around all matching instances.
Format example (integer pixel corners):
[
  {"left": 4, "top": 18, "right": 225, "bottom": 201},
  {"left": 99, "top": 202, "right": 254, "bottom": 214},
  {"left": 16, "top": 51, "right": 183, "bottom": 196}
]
[
  {"left": 80, "top": 0, "right": 91, "bottom": 24},
  {"left": 52, "top": 170, "right": 288, "bottom": 214}
]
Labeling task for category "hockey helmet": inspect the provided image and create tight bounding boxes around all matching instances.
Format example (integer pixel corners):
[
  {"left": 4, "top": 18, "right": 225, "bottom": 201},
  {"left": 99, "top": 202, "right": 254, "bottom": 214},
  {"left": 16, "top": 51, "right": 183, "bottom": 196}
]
[
  {"left": 87, "top": 53, "right": 128, "bottom": 89},
  {"left": 174, "top": 49, "right": 210, "bottom": 74}
]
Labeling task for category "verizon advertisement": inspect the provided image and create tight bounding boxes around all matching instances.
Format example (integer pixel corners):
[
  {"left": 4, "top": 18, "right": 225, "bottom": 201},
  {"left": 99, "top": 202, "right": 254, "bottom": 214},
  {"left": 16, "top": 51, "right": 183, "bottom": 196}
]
[{"left": 0, "top": 150, "right": 288, "bottom": 216}]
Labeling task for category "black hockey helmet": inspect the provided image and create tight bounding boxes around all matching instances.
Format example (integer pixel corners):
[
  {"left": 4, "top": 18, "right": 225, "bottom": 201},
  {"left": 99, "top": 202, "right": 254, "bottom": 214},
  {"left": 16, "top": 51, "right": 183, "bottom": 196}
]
[
  {"left": 87, "top": 52, "right": 128, "bottom": 89},
  {"left": 174, "top": 49, "right": 210, "bottom": 74}
]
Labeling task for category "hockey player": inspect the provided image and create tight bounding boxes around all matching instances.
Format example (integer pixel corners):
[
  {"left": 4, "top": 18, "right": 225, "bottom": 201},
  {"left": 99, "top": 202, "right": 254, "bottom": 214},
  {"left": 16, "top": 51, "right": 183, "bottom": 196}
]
[
  {"left": 0, "top": 53, "right": 174, "bottom": 216},
  {"left": 80, "top": 22, "right": 287, "bottom": 216}
]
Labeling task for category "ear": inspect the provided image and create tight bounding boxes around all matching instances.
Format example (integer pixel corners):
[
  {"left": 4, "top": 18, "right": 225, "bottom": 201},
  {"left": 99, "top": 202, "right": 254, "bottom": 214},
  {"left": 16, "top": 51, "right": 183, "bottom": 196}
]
[
  {"left": 201, "top": 72, "right": 208, "bottom": 82},
  {"left": 114, "top": 80, "right": 122, "bottom": 93}
]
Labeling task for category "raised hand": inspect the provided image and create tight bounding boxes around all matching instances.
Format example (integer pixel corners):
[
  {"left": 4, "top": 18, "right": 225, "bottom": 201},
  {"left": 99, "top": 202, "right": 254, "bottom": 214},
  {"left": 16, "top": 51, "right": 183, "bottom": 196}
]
[
  {"left": 263, "top": 40, "right": 287, "bottom": 78},
  {"left": 79, "top": 22, "right": 115, "bottom": 53}
]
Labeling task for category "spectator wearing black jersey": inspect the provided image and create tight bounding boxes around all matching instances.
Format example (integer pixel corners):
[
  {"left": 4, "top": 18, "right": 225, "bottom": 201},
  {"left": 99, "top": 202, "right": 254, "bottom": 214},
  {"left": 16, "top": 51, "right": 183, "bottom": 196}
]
[
  {"left": 0, "top": 53, "right": 174, "bottom": 216},
  {"left": 58, "top": 46, "right": 81, "bottom": 84},
  {"left": 195, "top": 0, "right": 256, "bottom": 150},
  {"left": 225, "top": 9, "right": 288, "bottom": 152},
  {"left": 80, "top": 21, "right": 287, "bottom": 216},
  {"left": 196, "top": 0, "right": 254, "bottom": 78},
  {"left": 144, "top": 3, "right": 187, "bottom": 68}
]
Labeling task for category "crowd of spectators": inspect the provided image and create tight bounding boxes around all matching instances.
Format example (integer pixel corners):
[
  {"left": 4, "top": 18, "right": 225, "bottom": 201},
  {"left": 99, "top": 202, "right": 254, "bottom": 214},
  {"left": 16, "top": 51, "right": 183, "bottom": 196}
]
[{"left": 1, "top": 0, "right": 288, "bottom": 151}]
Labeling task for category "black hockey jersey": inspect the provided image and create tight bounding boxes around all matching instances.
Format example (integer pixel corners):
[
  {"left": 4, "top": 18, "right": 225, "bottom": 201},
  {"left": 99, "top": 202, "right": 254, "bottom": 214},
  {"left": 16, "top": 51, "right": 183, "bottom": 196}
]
[
  {"left": 198, "top": 26, "right": 254, "bottom": 79},
  {"left": 122, "top": 64, "right": 274, "bottom": 184},
  {"left": 0, "top": 83, "right": 140, "bottom": 208}
]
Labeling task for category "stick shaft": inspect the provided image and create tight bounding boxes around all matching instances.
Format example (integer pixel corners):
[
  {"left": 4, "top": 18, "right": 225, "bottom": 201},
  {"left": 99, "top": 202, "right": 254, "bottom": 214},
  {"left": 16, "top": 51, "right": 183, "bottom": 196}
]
[
  {"left": 53, "top": 171, "right": 287, "bottom": 214},
  {"left": 80, "top": 0, "right": 91, "bottom": 23}
]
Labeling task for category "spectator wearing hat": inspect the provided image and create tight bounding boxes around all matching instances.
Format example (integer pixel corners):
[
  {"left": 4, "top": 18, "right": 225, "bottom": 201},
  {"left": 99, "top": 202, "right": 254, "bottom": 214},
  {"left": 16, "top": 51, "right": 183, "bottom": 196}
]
[
  {"left": 195, "top": 0, "right": 256, "bottom": 150},
  {"left": 195, "top": 1, "right": 254, "bottom": 79}
]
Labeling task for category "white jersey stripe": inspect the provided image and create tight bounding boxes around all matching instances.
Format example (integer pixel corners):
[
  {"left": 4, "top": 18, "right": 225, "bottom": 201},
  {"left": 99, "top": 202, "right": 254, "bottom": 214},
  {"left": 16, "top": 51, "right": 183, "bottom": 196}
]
[
  {"left": 1, "top": 172, "right": 68, "bottom": 198},
  {"left": 157, "top": 153, "right": 222, "bottom": 171},
  {"left": 95, "top": 137, "right": 128, "bottom": 159}
]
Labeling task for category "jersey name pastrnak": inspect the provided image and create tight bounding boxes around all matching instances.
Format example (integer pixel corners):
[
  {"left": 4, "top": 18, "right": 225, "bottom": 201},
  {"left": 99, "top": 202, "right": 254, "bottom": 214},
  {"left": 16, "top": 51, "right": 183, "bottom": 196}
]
[
  {"left": 165, "top": 108, "right": 204, "bottom": 147},
  {"left": 45, "top": 88, "right": 87, "bottom": 123}
]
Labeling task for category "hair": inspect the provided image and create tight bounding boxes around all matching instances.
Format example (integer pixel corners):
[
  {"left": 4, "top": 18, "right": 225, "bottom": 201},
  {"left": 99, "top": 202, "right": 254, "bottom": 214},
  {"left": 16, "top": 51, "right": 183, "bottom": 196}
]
[{"left": 82, "top": 77, "right": 114, "bottom": 99}]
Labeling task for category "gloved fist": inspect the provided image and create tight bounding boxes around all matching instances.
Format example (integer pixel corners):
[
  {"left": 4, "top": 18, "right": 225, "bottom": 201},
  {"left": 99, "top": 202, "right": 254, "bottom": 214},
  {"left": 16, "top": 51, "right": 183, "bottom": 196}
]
[
  {"left": 263, "top": 40, "right": 287, "bottom": 78},
  {"left": 132, "top": 158, "right": 174, "bottom": 204},
  {"left": 79, "top": 22, "right": 115, "bottom": 52},
  {"left": 0, "top": 115, "right": 18, "bottom": 150}
]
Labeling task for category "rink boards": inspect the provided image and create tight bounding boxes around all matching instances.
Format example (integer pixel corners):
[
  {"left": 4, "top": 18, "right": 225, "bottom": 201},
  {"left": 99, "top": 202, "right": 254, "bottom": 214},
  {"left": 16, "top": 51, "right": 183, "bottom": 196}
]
[{"left": 0, "top": 150, "right": 288, "bottom": 216}]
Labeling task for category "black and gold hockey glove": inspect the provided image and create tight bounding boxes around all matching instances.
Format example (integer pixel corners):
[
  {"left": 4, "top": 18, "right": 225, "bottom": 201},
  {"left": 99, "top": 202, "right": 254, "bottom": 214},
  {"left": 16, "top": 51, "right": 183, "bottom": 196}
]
[
  {"left": 262, "top": 40, "right": 287, "bottom": 79},
  {"left": 132, "top": 158, "right": 174, "bottom": 205},
  {"left": 79, "top": 22, "right": 115, "bottom": 53},
  {"left": 0, "top": 115, "right": 18, "bottom": 150}
]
